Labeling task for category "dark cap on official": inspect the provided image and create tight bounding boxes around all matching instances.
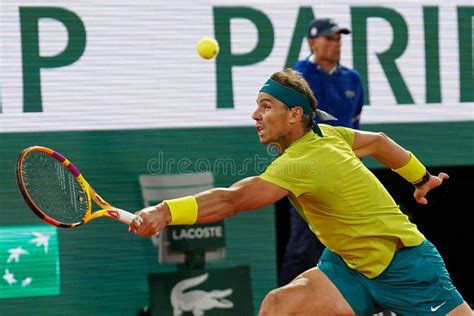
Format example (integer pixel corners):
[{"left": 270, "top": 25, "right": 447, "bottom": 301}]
[{"left": 307, "top": 18, "right": 351, "bottom": 39}]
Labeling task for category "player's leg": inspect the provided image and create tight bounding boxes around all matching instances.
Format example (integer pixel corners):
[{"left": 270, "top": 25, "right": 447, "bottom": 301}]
[
  {"left": 259, "top": 248, "right": 382, "bottom": 315},
  {"left": 259, "top": 267, "right": 355, "bottom": 316},
  {"left": 446, "top": 302, "right": 473, "bottom": 315}
]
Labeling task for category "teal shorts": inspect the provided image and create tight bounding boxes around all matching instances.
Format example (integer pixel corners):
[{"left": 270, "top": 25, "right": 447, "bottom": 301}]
[{"left": 317, "top": 240, "right": 464, "bottom": 315}]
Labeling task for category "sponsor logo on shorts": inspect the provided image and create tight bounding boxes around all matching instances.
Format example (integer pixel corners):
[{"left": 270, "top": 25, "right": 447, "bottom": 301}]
[{"left": 431, "top": 301, "right": 446, "bottom": 312}]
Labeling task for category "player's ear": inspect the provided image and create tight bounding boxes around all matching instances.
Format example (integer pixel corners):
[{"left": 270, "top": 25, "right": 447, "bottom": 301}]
[{"left": 289, "top": 107, "right": 304, "bottom": 123}]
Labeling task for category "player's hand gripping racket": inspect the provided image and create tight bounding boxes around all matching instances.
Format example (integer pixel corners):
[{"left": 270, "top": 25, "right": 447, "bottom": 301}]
[{"left": 16, "top": 146, "right": 142, "bottom": 228}]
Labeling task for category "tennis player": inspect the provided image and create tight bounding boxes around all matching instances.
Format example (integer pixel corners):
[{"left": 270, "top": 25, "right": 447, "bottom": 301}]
[{"left": 131, "top": 69, "right": 471, "bottom": 315}]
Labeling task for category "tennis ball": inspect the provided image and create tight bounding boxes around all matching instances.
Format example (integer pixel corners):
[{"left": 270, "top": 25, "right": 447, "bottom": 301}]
[{"left": 196, "top": 38, "right": 219, "bottom": 60}]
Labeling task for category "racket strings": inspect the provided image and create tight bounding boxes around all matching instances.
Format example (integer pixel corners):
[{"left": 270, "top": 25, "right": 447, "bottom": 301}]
[{"left": 21, "top": 151, "right": 89, "bottom": 224}]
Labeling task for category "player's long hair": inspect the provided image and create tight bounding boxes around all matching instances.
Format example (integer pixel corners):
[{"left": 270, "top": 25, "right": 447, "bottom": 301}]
[{"left": 270, "top": 69, "right": 318, "bottom": 130}]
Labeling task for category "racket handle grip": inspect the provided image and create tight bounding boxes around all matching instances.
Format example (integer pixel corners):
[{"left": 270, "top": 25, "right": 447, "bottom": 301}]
[{"left": 111, "top": 209, "right": 141, "bottom": 226}]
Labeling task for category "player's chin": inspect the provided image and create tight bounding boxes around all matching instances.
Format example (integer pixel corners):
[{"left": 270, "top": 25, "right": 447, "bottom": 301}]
[{"left": 257, "top": 135, "right": 270, "bottom": 144}]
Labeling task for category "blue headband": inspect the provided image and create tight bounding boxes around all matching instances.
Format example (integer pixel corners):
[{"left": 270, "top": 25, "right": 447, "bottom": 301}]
[{"left": 259, "top": 79, "right": 323, "bottom": 136}]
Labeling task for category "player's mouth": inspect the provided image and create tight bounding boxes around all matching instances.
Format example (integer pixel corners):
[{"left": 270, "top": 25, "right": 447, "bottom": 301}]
[{"left": 256, "top": 125, "right": 264, "bottom": 136}]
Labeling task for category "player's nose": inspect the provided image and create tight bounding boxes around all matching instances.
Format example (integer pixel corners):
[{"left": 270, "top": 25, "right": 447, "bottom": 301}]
[{"left": 252, "top": 108, "right": 261, "bottom": 121}]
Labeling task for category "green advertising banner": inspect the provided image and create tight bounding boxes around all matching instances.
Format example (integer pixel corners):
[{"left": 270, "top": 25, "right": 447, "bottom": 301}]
[
  {"left": 0, "top": 225, "right": 60, "bottom": 299},
  {"left": 148, "top": 266, "right": 253, "bottom": 316}
]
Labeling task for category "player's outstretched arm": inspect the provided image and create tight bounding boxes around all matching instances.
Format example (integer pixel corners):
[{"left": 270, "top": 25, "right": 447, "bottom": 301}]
[
  {"left": 195, "top": 177, "right": 288, "bottom": 223},
  {"left": 351, "top": 130, "right": 449, "bottom": 205},
  {"left": 352, "top": 130, "right": 410, "bottom": 168},
  {"left": 131, "top": 177, "right": 288, "bottom": 237}
]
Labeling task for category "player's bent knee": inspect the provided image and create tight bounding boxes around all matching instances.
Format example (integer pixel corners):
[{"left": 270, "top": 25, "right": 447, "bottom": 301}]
[
  {"left": 259, "top": 269, "right": 356, "bottom": 316},
  {"left": 259, "top": 288, "right": 302, "bottom": 316},
  {"left": 259, "top": 286, "right": 310, "bottom": 316},
  {"left": 258, "top": 290, "right": 280, "bottom": 316}
]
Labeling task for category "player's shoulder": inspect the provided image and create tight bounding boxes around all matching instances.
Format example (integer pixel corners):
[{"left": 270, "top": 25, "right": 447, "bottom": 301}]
[
  {"left": 320, "top": 124, "right": 339, "bottom": 135},
  {"left": 320, "top": 124, "right": 355, "bottom": 144}
]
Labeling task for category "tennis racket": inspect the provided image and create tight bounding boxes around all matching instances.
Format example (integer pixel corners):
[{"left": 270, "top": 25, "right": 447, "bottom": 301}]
[{"left": 16, "top": 146, "right": 142, "bottom": 228}]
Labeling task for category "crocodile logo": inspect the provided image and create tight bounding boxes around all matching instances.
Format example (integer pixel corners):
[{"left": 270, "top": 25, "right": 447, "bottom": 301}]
[{"left": 170, "top": 273, "right": 234, "bottom": 316}]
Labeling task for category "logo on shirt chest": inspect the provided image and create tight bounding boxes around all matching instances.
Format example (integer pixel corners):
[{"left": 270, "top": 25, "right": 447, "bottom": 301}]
[{"left": 345, "top": 90, "right": 355, "bottom": 98}]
